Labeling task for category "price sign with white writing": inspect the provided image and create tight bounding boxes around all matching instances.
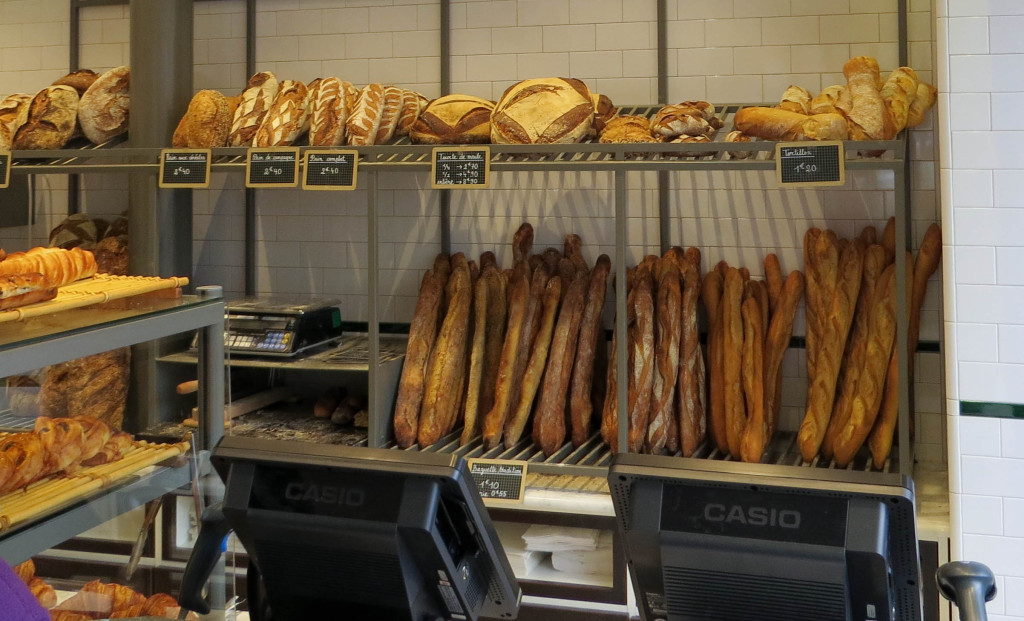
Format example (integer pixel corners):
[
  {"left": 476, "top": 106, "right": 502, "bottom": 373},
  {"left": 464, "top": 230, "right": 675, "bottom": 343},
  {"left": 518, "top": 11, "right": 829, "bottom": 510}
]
[
  {"left": 302, "top": 149, "right": 358, "bottom": 191},
  {"left": 159, "top": 149, "right": 211, "bottom": 188},
  {"left": 775, "top": 141, "right": 845, "bottom": 187},
  {"left": 246, "top": 147, "right": 299, "bottom": 188},
  {"left": 466, "top": 459, "right": 526, "bottom": 504},
  {"left": 431, "top": 146, "right": 490, "bottom": 189},
  {"left": 0, "top": 151, "right": 10, "bottom": 189}
]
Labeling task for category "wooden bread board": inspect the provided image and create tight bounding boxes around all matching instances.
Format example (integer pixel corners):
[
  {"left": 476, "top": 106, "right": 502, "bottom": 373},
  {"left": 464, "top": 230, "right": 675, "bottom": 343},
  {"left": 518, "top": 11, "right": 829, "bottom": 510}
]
[
  {"left": 0, "top": 274, "right": 190, "bottom": 323},
  {"left": 0, "top": 438, "right": 190, "bottom": 531}
]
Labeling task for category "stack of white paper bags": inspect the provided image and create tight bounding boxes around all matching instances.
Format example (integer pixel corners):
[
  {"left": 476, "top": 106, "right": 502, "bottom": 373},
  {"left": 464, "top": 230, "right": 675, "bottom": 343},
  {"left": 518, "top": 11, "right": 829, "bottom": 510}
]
[
  {"left": 550, "top": 531, "right": 614, "bottom": 578},
  {"left": 494, "top": 522, "right": 545, "bottom": 575},
  {"left": 521, "top": 525, "right": 613, "bottom": 579}
]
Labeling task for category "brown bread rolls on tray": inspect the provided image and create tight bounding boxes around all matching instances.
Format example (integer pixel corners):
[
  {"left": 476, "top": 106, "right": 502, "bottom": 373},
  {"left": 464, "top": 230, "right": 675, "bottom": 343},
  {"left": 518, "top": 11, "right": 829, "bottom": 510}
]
[
  {"left": 409, "top": 94, "right": 494, "bottom": 144},
  {"left": 78, "top": 65, "right": 130, "bottom": 144},
  {"left": 491, "top": 77, "right": 593, "bottom": 144}
]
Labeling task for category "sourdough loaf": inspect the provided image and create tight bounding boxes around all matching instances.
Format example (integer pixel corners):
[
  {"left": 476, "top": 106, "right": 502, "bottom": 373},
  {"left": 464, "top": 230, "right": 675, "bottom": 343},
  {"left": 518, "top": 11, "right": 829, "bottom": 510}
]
[
  {"left": 228, "top": 71, "right": 279, "bottom": 147},
  {"left": 308, "top": 77, "right": 351, "bottom": 147},
  {"left": 253, "top": 80, "right": 309, "bottom": 147},
  {"left": 172, "top": 89, "right": 232, "bottom": 148},
  {"left": 78, "top": 65, "right": 130, "bottom": 144},
  {"left": 409, "top": 94, "right": 494, "bottom": 144},
  {"left": 12, "top": 86, "right": 79, "bottom": 150},
  {"left": 0, "top": 93, "right": 31, "bottom": 151},
  {"left": 491, "top": 77, "right": 593, "bottom": 144}
]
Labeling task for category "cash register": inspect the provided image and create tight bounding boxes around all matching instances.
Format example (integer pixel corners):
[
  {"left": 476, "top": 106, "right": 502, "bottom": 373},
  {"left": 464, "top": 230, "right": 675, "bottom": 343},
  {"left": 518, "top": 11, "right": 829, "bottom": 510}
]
[{"left": 211, "top": 297, "right": 343, "bottom": 357}]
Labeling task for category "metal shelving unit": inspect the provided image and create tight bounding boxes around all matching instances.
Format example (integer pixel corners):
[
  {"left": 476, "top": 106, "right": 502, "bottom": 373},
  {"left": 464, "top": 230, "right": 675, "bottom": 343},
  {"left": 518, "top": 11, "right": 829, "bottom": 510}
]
[{"left": 0, "top": 291, "right": 225, "bottom": 565}]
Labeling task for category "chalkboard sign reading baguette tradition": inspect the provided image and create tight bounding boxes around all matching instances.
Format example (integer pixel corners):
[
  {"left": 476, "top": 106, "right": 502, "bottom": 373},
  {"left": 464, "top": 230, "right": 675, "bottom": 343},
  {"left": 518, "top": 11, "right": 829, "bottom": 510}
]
[
  {"left": 466, "top": 459, "right": 526, "bottom": 503},
  {"left": 0, "top": 151, "right": 9, "bottom": 189},
  {"left": 246, "top": 147, "right": 300, "bottom": 188},
  {"left": 302, "top": 149, "right": 358, "bottom": 190},
  {"left": 431, "top": 146, "right": 490, "bottom": 189},
  {"left": 159, "top": 149, "right": 211, "bottom": 188},
  {"left": 775, "top": 141, "right": 845, "bottom": 187}
]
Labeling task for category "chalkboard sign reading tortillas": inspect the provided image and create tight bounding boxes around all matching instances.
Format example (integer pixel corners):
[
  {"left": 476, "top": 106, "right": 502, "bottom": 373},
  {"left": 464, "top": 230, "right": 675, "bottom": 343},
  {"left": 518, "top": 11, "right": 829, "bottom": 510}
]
[
  {"left": 247, "top": 147, "right": 299, "bottom": 188},
  {"left": 159, "top": 149, "right": 211, "bottom": 188},
  {"left": 775, "top": 141, "right": 845, "bottom": 187},
  {"left": 302, "top": 149, "right": 358, "bottom": 190},
  {"left": 466, "top": 459, "right": 526, "bottom": 504},
  {"left": 431, "top": 146, "right": 490, "bottom": 189},
  {"left": 0, "top": 151, "right": 9, "bottom": 189}
]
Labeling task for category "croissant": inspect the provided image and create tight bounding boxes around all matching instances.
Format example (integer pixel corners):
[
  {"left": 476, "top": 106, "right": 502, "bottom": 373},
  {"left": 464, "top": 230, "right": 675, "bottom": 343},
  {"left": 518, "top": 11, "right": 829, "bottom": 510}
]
[
  {"left": 80, "top": 579, "right": 146, "bottom": 611},
  {"left": 49, "top": 612, "right": 93, "bottom": 621},
  {"left": 34, "top": 417, "right": 84, "bottom": 474},
  {"left": 29, "top": 577, "right": 57, "bottom": 608},
  {"left": 12, "top": 558, "right": 34, "bottom": 584},
  {"left": 0, "top": 247, "right": 97, "bottom": 288},
  {"left": 141, "top": 593, "right": 179, "bottom": 616},
  {"left": 0, "top": 433, "right": 46, "bottom": 493},
  {"left": 75, "top": 416, "right": 113, "bottom": 465},
  {"left": 80, "top": 431, "right": 132, "bottom": 467}
]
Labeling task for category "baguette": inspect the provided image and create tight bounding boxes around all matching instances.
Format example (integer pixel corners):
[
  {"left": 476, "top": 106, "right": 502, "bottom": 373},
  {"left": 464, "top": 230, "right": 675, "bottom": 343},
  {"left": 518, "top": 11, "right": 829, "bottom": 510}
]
[
  {"left": 628, "top": 267, "right": 656, "bottom": 453},
  {"left": 600, "top": 285, "right": 632, "bottom": 452},
  {"left": 418, "top": 255, "right": 472, "bottom": 446},
  {"left": 482, "top": 263, "right": 531, "bottom": 448},
  {"left": 534, "top": 272, "right": 588, "bottom": 455},
  {"left": 739, "top": 296, "right": 766, "bottom": 463},
  {"left": 822, "top": 244, "right": 886, "bottom": 460},
  {"left": 798, "top": 238, "right": 865, "bottom": 462},
  {"left": 479, "top": 267, "right": 508, "bottom": 424},
  {"left": 0, "top": 247, "right": 97, "bottom": 287},
  {"left": 722, "top": 267, "right": 745, "bottom": 458},
  {"left": 909, "top": 224, "right": 942, "bottom": 376},
  {"left": 647, "top": 260, "right": 681, "bottom": 454},
  {"left": 860, "top": 223, "right": 878, "bottom": 246},
  {"left": 461, "top": 267, "right": 494, "bottom": 446},
  {"left": 702, "top": 269, "right": 727, "bottom": 452},
  {"left": 678, "top": 264, "right": 705, "bottom": 456},
  {"left": 564, "top": 234, "right": 587, "bottom": 274},
  {"left": 906, "top": 82, "right": 938, "bottom": 128},
  {"left": 570, "top": 255, "right": 611, "bottom": 447},
  {"left": 880, "top": 67, "right": 919, "bottom": 133},
  {"left": 513, "top": 223, "right": 534, "bottom": 264},
  {"left": 833, "top": 264, "right": 898, "bottom": 466},
  {"left": 882, "top": 217, "right": 896, "bottom": 266},
  {"left": 843, "top": 56, "right": 897, "bottom": 140},
  {"left": 763, "top": 270, "right": 805, "bottom": 439},
  {"left": 764, "top": 253, "right": 783, "bottom": 315},
  {"left": 392, "top": 270, "right": 443, "bottom": 447},
  {"left": 734, "top": 107, "right": 848, "bottom": 141},
  {"left": 506, "top": 276, "right": 562, "bottom": 447}
]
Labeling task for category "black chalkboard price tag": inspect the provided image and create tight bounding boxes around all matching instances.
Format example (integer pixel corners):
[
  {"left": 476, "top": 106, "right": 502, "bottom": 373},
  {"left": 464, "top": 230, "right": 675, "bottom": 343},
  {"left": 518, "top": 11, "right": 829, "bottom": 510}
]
[
  {"left": 246, "top": 147, "right": 299, "bottom": 188},
  {"left": 775, "top": 141, "right": 845, "bottom": 187},
  {"left": 302, "top": 149, "right": 358, "bottom": 191},
  {"left": 431, "top": 146, "right": 490, "bottom": 189},
  {"left": 159, "top": 149, "right": 211, "bottom": 188},
  {"left": 0, "top": 151, "right": 10, "bottom": 189},
  {"left": 466, "top": 459, "right": 527, "bottom": 504}
]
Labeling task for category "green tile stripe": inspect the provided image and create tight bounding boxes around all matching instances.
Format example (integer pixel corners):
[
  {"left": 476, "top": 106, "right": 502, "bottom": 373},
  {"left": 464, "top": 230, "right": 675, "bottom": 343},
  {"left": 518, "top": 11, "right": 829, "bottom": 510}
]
[{"left": 960, "top": 401, "right": 1024, "bottom": 419}]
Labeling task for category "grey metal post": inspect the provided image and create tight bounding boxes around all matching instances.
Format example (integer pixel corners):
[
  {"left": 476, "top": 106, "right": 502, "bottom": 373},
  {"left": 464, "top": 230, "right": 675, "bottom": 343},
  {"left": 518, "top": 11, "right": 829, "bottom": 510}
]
[
  {"left": 615, "top": 169, "right": 628, "bottom": 454},
  {"left": 895, "top": 141, "right": 912, "bottom": 475},
  {"left": 439, "top": 0, "right": 452, "bottom": 256},
  {"left": 127, "top": 0, "right": 194, "bottom": 434},
  {"left": 197, "top": 286, "right": 226, "bottom": 452},
  {"left": 244, "top": 0, "right": 257, "bottom": 296},
  {"left": 367, "top": 170, "right": 383, "bottom": 447},
  {"left": 656, "top": 0, "right": 670, "bottom": 253}
]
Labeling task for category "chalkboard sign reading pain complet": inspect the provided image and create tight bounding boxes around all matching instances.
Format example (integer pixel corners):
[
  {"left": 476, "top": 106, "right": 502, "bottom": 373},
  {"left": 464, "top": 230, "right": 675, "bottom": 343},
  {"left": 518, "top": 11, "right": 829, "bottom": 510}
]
[
  {"left": 466, "top": 459, "right": 526, "bottom": 503},
  {"left": 302, "top": 150, "right": 358, "bottom": 190},
  {"left": 775, "top": 141, "right": 846, "bottom": 187},
  {"left": 431, "top": 146, "right": 490, "bottom": 189},
  {"left": 159, "top": 149, "right": 211, "bottom": 188}
]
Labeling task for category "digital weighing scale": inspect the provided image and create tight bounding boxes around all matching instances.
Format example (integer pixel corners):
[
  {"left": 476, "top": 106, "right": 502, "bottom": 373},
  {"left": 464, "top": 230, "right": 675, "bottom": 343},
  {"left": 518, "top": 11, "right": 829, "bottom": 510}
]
[{"left": 212, "top": 297, "right": 344, "bottom": 357}]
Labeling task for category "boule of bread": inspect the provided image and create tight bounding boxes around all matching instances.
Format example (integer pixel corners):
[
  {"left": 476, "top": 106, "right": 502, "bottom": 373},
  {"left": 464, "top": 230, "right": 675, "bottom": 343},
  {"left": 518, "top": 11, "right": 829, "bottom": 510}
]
[
  {"left": 373, "top": 85, "right": 405, "bottom": 145},
  {"left": 12, "top": 85, "right": 79, "bottom": 150},
  {"left": 906, "top": 81, "right": 937, "bottom": 128},
  {"left": 49, "top": 213, "right": 107, "bottom": 250},
  {"left": 395, "top": 88, "right": 423, "bottom": 137},
  {"left": 0, "top": 93, "right": 31, "bottom": 150},
  {"left": 52, "top": 69, "right": 99, "bottom": 96},
  {"left": 779, "top": 85, "right": 812, "bottom": 114},
  {"left": 172, "top": 89, "right": 231, "bottom": 148},
  {"left": 669, "top": 134, "right": 712, "bottom": 157},
  {"left": 409, "top": 94, "right": 494, "bottom": 144},
  {"left": 599, "top": 115, "right": 655, "bottom": 143},
  {"left": 843, "top": 56, "right": 897, "bottom": 140},
  {"left": 491, "top": 77, "right": 593, "bottom": 144},
  {"left": 78, "top": 65, "right": 130, "bottom": 144},
  {"left": 651, "top": 104, "right": 711, "bottom": 138},
  {"left": 725, "top": 130, "right": 752, "bottom": 159},
  {"left": 346, "top": 83, "right": 386, "bottom": 146},
  {"left": 228, "top": 71, "right": 279, "bottom": 147},
  {"left": 308, "top": 77, "right": 349, "bottom": 147},
  {"left": 253, "top": 80, "right": 309, "bottom": 147},
  {"left": 880, "top": 67, "right": 919, "bottom": 133}
]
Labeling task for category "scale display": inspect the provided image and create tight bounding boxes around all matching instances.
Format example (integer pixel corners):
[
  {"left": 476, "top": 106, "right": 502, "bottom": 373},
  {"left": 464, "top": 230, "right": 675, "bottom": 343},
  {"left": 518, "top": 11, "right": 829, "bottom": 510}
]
[{"left": 206, "top": 297, "right": 344, "bottom": 357}]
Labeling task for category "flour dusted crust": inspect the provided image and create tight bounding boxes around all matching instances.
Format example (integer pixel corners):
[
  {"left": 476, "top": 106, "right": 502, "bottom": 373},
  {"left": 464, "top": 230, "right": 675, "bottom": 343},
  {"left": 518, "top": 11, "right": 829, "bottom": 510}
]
[
  {"left": 395, "top": 89, "right": 425, "bottom": 137},
  {"left": 490, "top": 77, "right": 593, "bottom": 144},
  {"left": 78, "top": 66, "right": 130, "bottom": 144},
  {"left": 409, "top": 94, "right": 494, "bottom": 144},
  {"left": 228, "top": 71, "right": 279, "bottom": 147},
  {"left": 346, "top": 83, "right": 386, "bottom": 146},
  {"left": 373, "top": 85, "right": 405, "bottom": 145},
  {"left": 12, "top": 86, "right": 79, "bottom": 150},
  {"left": 253, "top": 79, "right": 309, "bottom": 147},
  {"left": 308, "top": 77, "right": 349, "bottom": 147},
  {"left": 0, "top": 93, "right": 31, "bottom": 151},
  {"left": 172, "top": 90, "right": 231, "bottom": 148}
]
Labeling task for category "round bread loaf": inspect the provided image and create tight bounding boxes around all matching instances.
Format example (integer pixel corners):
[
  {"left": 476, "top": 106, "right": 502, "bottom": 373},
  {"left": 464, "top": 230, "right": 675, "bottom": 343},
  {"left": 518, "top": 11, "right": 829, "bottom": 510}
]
[
  {"left": 49, "top": 213, "right": 107, "bottom": 250},
  {"left": 409, "top": 94, "right": 494, "bottom": 144},
  {"left": 172, "top": 89, "right": 231, "bottom": 148},
  {"left": 0, "top": 93, "right": 31, "bottom": 151},
  {"left": 78, "top": 65, "right": 130, "bottom": 144},
  {"left": 12, "top": 85, "right": 79, "bottom": 150},
  {"left": 52, "top": 69, "right": 99, "bottom": 96},
  {"left": 490, "top": 78, "right": 593, "bottom": 144}
]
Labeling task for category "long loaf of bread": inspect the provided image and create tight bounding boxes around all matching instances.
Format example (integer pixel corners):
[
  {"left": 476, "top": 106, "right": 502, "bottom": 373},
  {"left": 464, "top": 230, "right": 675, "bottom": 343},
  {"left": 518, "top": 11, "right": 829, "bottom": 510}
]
[
  {"left": 798, "top": 239, "right": 865, "bottom": 462},
  {"left": 833, "top": 264, "right": 898, "bottom": 466},
  {"left": 479, "top": 269, "right": 508, "bottom": 425},
  {"left": 647, "top": 260, "right": 682, "bottom": 454},
  {"left": 628, "top": 268, "right": 655, "bottom": 453},
  {"left": 506, "top": 276, "right": 562, "bottom": 447},
  {"left": 534, "top": 273, "right": 588, "bottom": 455},
  {"left": 393, "top": 269, "right": 444, "bottom": 447},
  {"left": 0, "top": 247, "right": 97, "bottom": 287},
  {"left": 600, "top": 292, "right": 627, "bottom": 452},
  {"left": 763, "top": 270, "right": 805, "bottom": 440},
  {"left": 570, "top": 255, "right": 611, "bottom": 447},
  {"left": 722, "top": 268, "right": 746, "bottom": 458},
  {"left": 702, "top": 269, "right": 727, "bottom": 452},
  {"left": 482, "top": 262, "right": 530, "bottom": 448},
  {"left": 739, "top": 296, "right": 766, "bottom": 463},
  {"left": 678, "top": 264, "right": 705, "bottom": 456},
  {"left": 460, "top": 267, "right": 494, "bottom": 446},
  {"left": 417, "top": 255, "right": 472, "bottom": 446}
]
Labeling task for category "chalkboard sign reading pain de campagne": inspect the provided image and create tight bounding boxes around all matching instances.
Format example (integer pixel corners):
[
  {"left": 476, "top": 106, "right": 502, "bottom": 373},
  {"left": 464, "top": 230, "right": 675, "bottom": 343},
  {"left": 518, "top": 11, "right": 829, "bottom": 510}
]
[
  {"left": 246, "top": 147, "right": 299, "bottom": 188},
  {"left": 775, "top": 141, "right": 845, "bottom": 187},
  {"left": 466, "top": 459, "right": 526, "bottom": 503},
  {"left": 302, "top": 150, "right": 358, "bottom": 190},
  {"left": 431, "top": 146, "right": 490, "bottom": 189},
  {"left": 159, "top": 149, "right": 211, "bottom": 188}
]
